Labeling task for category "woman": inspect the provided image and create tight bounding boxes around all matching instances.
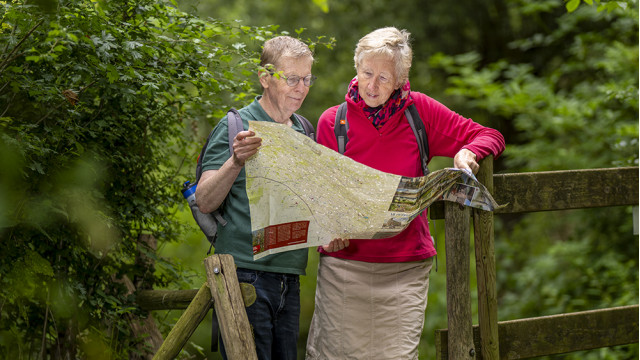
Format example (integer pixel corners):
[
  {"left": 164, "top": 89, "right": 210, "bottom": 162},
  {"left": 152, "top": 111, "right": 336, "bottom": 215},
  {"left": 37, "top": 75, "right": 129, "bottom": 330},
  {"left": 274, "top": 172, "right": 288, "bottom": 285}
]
[{"left": 306, "top": 27, "right": 505, "bottom": 359}]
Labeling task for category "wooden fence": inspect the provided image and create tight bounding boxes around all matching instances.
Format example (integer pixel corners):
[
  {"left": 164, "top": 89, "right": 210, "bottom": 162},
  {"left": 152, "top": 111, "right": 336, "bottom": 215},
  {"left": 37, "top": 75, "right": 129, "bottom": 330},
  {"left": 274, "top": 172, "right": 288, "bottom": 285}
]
[
  {"left": 135, "top": 162, "right": 639, "bottom": 359},
  {"left": 429, "top": 161, "right": 639, "bottom": 359}
]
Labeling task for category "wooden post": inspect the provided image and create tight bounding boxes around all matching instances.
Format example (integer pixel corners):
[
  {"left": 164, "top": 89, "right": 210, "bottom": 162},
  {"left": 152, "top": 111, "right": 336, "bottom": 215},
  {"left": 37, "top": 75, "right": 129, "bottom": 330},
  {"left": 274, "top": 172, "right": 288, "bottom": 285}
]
[
  {"left": 204, "top": 254, "right": 257, "bottom": 360},
  {"left": 444, "top": 201, "right": 475, "bottom": 359},
  {"left": 152, "top": 283, "right": 213, "bottom": 360},
  {"left": 474, "top": 156, "right": 499, "bottom": 359}
]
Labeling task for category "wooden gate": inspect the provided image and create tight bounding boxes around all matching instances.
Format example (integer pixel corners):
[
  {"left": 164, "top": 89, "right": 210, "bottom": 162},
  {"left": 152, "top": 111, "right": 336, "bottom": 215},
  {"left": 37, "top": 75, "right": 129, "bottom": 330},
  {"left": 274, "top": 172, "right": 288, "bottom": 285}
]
[{"left": 430, "top": 161, "right": 639, "bottom": 359}]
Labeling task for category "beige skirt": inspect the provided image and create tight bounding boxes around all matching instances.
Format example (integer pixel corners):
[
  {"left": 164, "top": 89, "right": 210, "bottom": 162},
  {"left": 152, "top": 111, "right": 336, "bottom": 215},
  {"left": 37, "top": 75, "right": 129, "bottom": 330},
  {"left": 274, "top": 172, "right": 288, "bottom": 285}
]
[{"left": 306, "top": 255, "right": 433, "bottom": 360}]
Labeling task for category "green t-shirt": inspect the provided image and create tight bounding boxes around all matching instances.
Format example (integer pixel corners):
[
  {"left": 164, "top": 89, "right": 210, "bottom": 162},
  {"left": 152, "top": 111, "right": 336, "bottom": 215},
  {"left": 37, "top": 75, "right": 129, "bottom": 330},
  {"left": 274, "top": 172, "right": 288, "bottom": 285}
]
[{"left": 200, "top": 97, "right": 309, "bottom": 275}]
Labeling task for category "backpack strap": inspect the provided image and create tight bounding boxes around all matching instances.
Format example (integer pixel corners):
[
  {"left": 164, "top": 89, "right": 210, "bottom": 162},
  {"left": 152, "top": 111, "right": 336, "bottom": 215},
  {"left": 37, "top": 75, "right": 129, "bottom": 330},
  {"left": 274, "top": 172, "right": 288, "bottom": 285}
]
[
  {"left": 334, "top": 102, "right": 349, "bottom": 154},
  {"left": 294, "top": 113, "right": 316, "bottom": 141},
  {"left": 405, "top": 103, "right": 435, "bottom": 269},
  {"left": 405, "top": 104, "right": 430, "bottom": 175},
  {"left": 333, "top": 102, "right": 429, "bottom": 175},
  {"left": 227, "top": 108, "right": 244, "bottom": 155},
  {"left": 195, "top": 108, "right": 244, "bottom": 183}
]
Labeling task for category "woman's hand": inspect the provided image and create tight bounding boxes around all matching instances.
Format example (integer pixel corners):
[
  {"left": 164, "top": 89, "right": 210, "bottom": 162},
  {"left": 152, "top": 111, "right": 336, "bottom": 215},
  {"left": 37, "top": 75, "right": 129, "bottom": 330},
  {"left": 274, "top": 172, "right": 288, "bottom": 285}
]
[
  {"left": 322, "top": 238, "right": 350, "bottom": 252},
  {"left": 453, "top": 149, "right": 479, "bottom": 174}
]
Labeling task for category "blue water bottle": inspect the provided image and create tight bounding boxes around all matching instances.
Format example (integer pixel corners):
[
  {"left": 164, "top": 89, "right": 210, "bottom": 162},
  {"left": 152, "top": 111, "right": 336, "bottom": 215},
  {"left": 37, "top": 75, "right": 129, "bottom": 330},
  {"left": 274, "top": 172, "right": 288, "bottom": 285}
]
[{"left": 182, "top": 181, "right": 219, "bottom": 245}]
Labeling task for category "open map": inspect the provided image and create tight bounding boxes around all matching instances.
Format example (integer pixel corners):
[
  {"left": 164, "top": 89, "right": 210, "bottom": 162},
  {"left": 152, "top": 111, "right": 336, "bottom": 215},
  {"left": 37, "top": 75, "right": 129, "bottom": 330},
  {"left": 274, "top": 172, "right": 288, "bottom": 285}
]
[{"left": 245, "top": 121, "right": 500, "bottom": 260}]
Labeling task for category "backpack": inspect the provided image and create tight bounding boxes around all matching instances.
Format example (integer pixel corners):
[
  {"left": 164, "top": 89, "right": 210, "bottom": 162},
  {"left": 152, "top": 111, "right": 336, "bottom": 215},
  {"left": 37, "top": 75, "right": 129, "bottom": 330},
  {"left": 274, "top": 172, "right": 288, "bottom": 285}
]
[
  {"left": 333, "top": 101, "right": 430, "bottom": 175},
  {"left": 184, "top": 108, "right": 316, "bottom": 255}
]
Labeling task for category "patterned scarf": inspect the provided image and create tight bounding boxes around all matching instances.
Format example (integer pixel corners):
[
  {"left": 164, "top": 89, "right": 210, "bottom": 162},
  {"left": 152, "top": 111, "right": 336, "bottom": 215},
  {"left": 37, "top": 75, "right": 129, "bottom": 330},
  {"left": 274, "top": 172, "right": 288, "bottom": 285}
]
[{"left": 347, "top": 76, "right": 411, "bottom": 129}]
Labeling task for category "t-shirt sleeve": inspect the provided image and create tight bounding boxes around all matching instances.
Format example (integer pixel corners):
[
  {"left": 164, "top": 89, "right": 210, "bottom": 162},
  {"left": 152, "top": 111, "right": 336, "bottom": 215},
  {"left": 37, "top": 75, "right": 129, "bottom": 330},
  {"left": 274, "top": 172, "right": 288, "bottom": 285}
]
[{"left": 201, "top": 116, "right": 231, "bottom": 172}]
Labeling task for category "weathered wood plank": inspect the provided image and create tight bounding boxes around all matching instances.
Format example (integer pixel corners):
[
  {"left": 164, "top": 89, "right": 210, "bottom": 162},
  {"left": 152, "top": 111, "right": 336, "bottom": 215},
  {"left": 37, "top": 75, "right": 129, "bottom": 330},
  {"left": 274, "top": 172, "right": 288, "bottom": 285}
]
[
  {"left": 493, "top": 167, "right": 638, "bottom": 213},
  {"left": 473, "top": 157, "right": 500, "bottom": 360},
  {"left": 435, "top": 305, "right": 639, "bottom": 359},
  {"left": 136, "top": 289, "right": 199, "bottom": 310},
  {"left": 443, "top": 201, "right": 476, "bottom": 359},
  {"left": 152, "top": 283, "right": 212, "bottom": 360},
  {"left": 430, "top": 167, "right": 639, "bottom": 219},
  {"left": 204, "top": 254, "right": 257, "bottom": 360}
]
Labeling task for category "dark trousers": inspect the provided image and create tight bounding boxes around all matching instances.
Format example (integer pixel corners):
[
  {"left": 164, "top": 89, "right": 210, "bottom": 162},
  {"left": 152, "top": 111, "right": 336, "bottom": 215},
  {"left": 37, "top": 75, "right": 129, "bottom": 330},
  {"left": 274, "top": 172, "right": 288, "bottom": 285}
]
[{"left": 220, "top": 268, "right": 300, "bottom": 360}]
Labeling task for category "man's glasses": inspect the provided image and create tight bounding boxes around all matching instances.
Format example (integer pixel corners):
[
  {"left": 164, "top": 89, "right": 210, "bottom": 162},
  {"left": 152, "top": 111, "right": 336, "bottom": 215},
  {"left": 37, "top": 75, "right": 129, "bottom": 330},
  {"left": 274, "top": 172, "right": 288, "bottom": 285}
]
[{"left": 271, "top": 72, "right": 316, "bottom": 87}]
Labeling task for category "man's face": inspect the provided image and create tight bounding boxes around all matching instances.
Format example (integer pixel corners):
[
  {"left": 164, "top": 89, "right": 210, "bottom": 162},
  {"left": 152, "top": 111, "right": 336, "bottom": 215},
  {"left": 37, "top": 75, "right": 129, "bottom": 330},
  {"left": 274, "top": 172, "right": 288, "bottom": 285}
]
[{"left": 260, "top": 56, "right": 313, "bottom": 116}]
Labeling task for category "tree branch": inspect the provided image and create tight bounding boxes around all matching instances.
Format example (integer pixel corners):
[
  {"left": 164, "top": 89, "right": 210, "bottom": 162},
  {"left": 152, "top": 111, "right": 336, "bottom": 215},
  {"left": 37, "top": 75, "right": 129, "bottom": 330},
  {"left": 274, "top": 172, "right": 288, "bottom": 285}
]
[
  {"left": 39, "top": 292, "right": 50, "bottom": 360},
  {"left": 0, "top": 91, "right": 17, "bottom": 118},
  {"left": 0, "top": 18, "right": 45, "bottom": 75}
]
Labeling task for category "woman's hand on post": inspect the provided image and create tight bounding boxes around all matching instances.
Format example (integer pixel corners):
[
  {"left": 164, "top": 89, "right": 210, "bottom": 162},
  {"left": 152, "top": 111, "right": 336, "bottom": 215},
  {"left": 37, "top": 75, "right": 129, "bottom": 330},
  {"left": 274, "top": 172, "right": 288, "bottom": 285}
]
[
  {"left": 453, "top": 149, "right": 479, "bottom": 174},
  {"left": 322, "top": 238, "right": 350, "bottom": 252}
]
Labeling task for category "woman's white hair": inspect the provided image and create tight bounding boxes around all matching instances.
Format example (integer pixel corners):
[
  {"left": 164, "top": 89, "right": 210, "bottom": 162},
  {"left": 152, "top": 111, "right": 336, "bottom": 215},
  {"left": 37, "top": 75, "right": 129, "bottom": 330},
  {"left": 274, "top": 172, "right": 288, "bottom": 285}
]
[{"left": 354, "top": 27, "right": 412, "bottom": 88}]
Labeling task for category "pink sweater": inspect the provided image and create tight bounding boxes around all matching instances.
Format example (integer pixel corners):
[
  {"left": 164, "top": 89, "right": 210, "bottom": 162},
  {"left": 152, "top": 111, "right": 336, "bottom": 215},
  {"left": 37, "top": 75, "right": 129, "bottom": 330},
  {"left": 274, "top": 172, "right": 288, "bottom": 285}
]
[{"left": 316, "top": 91, "right": 505, "bottom": 262}]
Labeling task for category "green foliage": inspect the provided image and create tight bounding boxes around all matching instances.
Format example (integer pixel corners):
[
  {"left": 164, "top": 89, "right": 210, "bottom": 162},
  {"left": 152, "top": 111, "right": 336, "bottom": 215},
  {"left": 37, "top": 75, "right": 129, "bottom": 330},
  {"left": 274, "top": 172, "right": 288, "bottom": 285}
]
[
  {"left": 429, "top": 2, "right": 638, "bottom": 171},
  {"left": 565, "top": 0, "right": 631, "bottom": 13},
  {"left": 0, "top": 0, "right": 309, "bottom": 357}
]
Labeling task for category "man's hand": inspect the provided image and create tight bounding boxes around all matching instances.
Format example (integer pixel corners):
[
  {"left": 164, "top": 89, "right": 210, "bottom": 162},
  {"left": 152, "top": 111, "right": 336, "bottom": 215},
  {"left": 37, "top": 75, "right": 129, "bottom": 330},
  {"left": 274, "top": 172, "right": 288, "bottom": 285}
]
[
  {"left": 453, "top": 149, "right": 479, "bottom": 174},
  {"left": 232, "top": 130, "right": 262, "bottom": 167},
  {"left": 322, "top": 238, "right": 350, "bottom": 252}
]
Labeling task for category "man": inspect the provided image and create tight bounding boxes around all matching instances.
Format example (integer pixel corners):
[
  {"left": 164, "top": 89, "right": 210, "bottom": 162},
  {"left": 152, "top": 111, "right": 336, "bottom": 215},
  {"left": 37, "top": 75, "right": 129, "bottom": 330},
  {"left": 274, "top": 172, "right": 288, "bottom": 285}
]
[{"left": 195, "top": 36, "right": 345, "bottom": 360}]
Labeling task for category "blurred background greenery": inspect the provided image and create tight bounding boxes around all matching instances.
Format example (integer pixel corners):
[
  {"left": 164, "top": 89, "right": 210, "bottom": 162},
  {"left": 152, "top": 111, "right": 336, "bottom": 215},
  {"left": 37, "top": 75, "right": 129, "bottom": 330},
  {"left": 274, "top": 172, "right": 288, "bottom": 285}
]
[{"left": 1, "top": 0, "right": 637, "bottom": 359}]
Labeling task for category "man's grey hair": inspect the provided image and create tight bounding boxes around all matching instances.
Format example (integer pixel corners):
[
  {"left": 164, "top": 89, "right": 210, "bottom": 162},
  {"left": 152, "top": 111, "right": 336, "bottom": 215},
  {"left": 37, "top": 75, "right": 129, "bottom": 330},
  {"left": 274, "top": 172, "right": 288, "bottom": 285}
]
[{"left": 260, "top": 36, "right": 314, "bottom": 69}]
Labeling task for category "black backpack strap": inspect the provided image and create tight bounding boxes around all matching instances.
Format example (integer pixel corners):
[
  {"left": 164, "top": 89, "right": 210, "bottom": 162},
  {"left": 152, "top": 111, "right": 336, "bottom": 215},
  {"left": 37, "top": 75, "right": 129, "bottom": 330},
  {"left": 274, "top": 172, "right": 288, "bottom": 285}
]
[
  {"left": 294, "top": 113, "right": 316, "bottom": 141},
  {"left": 334, "top": 102, "right": 349, "bottom": 154},
  {"left": 405, "top": 103, "right": 435, "bottom": 270},
  {"left": 406, "top": 104, "right": 430, "bottom": 175}
]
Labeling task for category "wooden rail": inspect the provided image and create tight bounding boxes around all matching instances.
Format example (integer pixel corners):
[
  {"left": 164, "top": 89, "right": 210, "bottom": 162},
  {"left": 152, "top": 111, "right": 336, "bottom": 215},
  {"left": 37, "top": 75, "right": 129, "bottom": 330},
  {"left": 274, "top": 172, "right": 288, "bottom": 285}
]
[
  {"left": 430, "top": 166, "right": 639, "bottom": 219},
  {"left": 136, "top": 289, "right": 199, "bottom": 310},
  {"left": 436, "top": 305, "right": 639, "bottom": 359}
]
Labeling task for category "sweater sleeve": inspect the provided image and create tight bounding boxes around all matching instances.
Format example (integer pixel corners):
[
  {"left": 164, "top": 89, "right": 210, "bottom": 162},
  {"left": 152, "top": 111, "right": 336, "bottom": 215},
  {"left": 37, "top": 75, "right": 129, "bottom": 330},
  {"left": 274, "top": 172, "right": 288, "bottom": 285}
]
[{"left": 414, "top": 93, "right": 505, "bottom": 160}]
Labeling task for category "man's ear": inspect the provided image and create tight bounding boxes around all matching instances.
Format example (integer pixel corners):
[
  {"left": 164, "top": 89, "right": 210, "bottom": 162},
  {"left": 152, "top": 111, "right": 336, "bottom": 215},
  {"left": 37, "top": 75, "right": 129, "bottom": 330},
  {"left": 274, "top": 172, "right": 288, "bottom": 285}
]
[{"left": 258, "top": 69, "right": 270, "bottom": 88}]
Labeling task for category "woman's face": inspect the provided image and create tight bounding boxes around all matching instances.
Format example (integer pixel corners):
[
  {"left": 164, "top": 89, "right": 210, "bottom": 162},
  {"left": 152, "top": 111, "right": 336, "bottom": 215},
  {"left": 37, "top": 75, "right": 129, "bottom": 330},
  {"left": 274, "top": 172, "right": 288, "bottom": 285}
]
[{"left": 357, "top": 55, "right": 398, "bottom": 108}]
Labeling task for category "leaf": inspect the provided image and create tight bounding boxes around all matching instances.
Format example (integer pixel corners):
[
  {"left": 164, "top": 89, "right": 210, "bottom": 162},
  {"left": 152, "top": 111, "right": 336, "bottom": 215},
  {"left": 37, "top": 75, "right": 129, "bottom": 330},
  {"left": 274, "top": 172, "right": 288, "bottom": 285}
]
[
  {"left": 106, "top": 64, "right": 119, "bottom": 83},
  {"left": 566, "top": 0, "right": 581, "bottom": 12},
  {"left": 312, "top": 0, "right": 330, "bottom": 13}
]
